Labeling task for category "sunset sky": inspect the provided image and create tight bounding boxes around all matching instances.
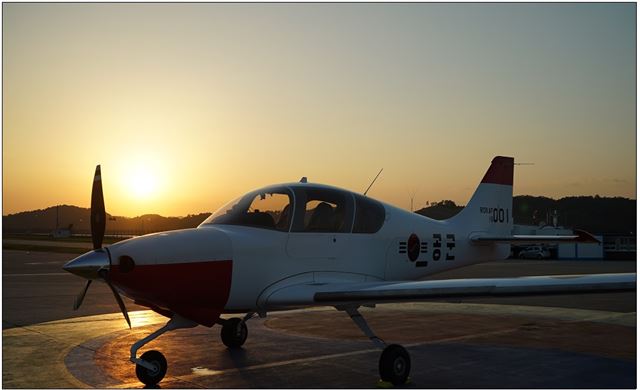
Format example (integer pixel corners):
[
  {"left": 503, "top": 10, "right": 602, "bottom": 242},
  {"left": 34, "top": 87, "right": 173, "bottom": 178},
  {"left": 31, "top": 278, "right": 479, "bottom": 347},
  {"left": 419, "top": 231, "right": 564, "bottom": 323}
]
[{"left": 3, "top": 3, "right": 636, "bottom": 217}]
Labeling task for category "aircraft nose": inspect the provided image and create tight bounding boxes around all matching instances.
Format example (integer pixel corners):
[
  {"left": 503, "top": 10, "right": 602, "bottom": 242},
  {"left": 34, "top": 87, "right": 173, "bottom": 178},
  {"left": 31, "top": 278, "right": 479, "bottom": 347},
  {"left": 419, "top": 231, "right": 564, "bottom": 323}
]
[{"left": 62, "top": 249, "right": 110, "bottom": 279}]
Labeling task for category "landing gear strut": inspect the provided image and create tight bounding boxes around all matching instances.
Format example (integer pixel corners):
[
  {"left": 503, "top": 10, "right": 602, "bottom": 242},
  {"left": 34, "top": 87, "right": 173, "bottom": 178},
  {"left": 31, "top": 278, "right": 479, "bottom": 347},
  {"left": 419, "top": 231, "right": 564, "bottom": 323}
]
[
  {"left": 130, "top": 315, "right": 198, "bottom": 386},
  {"left": 339, "top": 306, "right": 411, "bottom": 386}
]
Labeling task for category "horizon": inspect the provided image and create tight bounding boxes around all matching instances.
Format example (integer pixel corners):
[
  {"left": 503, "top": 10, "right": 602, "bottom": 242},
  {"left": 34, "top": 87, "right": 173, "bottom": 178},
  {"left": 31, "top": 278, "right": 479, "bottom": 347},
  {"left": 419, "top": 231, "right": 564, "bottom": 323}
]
[
  {"left": 3, "top": 192, "right": 636, "bottom": 219},
  {"left": 3, "top": 3, "right": 636, "bottom": 217}
]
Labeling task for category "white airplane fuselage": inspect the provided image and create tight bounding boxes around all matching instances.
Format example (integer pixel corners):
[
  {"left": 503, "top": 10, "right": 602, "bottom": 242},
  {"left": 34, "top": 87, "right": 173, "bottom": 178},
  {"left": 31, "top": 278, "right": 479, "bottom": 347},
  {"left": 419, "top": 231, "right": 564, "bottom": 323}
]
[{"left": 105, "top": 182, "right": 511, "bottom": 326}]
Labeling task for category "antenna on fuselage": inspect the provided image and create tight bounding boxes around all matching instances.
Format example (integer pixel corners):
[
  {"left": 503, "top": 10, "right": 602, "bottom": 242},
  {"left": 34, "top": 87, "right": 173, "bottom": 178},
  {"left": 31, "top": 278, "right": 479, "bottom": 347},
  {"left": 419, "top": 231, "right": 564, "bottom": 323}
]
[{"left": 363, "top": 168, "right": 383, "bottom": 196}]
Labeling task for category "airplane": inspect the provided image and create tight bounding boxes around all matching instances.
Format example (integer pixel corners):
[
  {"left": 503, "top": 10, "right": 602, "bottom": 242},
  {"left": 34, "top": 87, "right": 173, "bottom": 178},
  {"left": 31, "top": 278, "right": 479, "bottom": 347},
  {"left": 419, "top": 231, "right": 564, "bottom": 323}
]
[{"left": 63, "top": 156, "right": 636, "bottom": 387}]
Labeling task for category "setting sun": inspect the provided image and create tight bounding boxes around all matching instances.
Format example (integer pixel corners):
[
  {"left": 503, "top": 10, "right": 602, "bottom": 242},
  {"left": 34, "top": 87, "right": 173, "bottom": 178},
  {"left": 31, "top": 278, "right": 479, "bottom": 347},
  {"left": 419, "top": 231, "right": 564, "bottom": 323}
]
[
  {"left": 128, "top": 165, "right": 159, "bottom": 200},
  {"left": 131, "top": 168, "right": 157, "bottom": 198}
]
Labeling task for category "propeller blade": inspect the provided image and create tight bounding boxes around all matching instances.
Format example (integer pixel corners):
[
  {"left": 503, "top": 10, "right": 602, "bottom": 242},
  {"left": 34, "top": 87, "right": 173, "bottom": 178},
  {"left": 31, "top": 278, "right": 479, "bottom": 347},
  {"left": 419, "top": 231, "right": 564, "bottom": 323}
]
[
  {"left": 106, "top": 278, "right": 131, "bottom": 328},
  {"left": 91, "top": 165, "right": 106, "bottom": 250},
  {"left": 73, "top": 279, "right": 92, "bottom": 310}
]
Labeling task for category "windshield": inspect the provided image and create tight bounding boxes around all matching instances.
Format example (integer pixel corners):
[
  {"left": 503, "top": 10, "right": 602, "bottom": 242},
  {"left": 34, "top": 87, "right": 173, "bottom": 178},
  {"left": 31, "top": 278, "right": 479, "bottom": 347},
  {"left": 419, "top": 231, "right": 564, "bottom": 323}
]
[{"left": 199, "top": 188, "right": 293, "bottom": 232}]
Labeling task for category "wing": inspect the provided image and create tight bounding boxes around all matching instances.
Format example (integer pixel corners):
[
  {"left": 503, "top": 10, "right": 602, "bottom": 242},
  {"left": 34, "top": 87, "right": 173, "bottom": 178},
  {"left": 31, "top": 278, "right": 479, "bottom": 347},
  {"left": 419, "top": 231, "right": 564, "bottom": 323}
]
[
  {"left": 471, "top": 229, "right": 600, "bottom": 244},
  {"left": 262, "top": 273, "right": 636, "bottom": 309}
]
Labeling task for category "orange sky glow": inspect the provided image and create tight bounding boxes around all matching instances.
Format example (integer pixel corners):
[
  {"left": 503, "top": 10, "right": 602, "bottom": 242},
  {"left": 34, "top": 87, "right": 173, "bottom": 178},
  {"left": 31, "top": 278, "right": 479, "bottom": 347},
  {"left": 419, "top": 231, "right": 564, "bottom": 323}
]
[{"left": 3, "top": 3, "right": 636, "bottom": 217}]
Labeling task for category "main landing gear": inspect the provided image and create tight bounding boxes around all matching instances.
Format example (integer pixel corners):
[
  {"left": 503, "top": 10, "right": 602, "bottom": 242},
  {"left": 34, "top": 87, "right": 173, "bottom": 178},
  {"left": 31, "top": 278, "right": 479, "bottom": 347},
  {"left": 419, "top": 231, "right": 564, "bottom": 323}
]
[
  {"left": 219, "top": 312, "right": 254, "bottom": 348},
  {"left": 339, "top": 306, "right": 411, "bottom": 386}
]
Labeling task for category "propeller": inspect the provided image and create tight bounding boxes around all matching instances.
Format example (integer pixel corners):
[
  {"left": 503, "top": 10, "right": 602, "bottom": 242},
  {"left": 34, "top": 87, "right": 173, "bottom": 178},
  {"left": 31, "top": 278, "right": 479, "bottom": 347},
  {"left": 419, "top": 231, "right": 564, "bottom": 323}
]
[
  {"left": 73, "top": 279, "right": 92, "bottom": 310},
  {"left": 100, "top": 269, "right": 132, "bottom": 328},
  {"left": 70, "top": 165, "right": 131, "bottom": 328},
  {"left": 91, "top": 165, "right": 106, "bottom": 250}
]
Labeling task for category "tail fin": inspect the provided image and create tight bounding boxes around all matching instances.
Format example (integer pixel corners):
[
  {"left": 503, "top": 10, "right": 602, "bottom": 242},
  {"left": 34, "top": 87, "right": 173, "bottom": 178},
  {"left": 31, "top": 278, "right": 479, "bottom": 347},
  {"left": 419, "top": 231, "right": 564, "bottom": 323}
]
[{"left": 450, "top": 156, "right": 514, "bottom": 236}]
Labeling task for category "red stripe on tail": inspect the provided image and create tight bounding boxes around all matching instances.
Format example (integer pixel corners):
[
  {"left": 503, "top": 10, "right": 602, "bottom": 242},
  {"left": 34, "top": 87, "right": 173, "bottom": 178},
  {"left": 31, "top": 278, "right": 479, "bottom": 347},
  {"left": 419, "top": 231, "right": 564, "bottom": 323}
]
[{"left": 481, "top": 156, "right": 514, "bottom": 186}]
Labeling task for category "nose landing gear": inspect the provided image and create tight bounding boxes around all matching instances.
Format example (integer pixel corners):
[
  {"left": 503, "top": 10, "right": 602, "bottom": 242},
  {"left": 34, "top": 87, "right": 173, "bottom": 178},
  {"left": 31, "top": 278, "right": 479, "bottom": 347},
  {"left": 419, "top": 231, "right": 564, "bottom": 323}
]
[
  {"left": 135, "top": 350, "right": 167, "bottom": 386},
  {"left": 130, "top": 315, "right": 198, "bottom": 386}
]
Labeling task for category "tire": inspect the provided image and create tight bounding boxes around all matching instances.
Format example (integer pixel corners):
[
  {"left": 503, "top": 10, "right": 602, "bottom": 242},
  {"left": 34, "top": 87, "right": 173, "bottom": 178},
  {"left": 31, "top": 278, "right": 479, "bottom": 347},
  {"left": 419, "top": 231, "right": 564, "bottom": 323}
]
[
  {"left": 221, "top": 318, "right": 248, "bottom": 348},
  {"left": 379, "top": 344, "right": 411, "bottom": 386},
  {"left": 135, "top": 350, "right": 167, "bottom": 386}
]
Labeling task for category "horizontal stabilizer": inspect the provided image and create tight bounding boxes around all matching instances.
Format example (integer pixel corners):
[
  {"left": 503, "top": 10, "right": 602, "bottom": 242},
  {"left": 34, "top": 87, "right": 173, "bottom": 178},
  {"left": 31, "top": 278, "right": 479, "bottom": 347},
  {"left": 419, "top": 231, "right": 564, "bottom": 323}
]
[{"left": 470, "top": 229, "right": 600, "bottom": 244}]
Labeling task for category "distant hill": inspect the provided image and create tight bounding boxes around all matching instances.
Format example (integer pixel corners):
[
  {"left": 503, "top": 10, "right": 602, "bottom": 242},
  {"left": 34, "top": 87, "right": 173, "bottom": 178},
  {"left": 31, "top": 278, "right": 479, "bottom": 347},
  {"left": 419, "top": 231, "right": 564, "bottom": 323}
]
[
  {"left": 512, "top": 196, "right": 636, "bottom": 235},
  {"left": 2, "top": 205, "right": 210, "bottom": 235},
  {"left": 415, "top": 196, "right": 635, "bottom": 235},
  {"left": 415, "top": 200, "right": 464, "bottom": 220}
]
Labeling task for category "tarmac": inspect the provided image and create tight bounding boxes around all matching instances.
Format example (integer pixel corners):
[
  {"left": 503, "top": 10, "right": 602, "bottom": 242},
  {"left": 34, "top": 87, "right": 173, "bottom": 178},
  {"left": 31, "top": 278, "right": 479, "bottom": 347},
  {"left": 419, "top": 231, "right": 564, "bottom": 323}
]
[{"left": 2, "top": 249, "right": 637, "bottom": 388}]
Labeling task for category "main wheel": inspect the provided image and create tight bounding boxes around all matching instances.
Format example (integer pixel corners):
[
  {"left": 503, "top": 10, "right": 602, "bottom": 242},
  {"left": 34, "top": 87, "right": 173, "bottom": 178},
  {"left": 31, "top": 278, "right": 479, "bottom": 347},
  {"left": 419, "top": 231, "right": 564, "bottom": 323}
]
[
  {"left": 221, "top": 318, "right": 248, "bottom": 348},
  {"left": 379, "top": 344, "right": 411, "bottom": 386},
  {"left": 135, "top": 350, "right": 167, "bottom": 386}
]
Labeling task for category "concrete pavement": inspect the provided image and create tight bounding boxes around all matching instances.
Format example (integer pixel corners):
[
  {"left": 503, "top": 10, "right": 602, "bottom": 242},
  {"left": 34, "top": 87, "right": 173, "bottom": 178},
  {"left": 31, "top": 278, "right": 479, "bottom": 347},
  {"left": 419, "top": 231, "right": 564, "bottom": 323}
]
[{"left": 2, "top": 249, "right": 636, "bottom": 388}]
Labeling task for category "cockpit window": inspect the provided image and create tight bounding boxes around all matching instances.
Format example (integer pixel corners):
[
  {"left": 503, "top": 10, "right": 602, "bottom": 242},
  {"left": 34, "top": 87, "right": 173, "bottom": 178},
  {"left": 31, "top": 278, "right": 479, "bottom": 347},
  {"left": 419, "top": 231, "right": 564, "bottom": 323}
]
[
  {"left": 304, "top": 200, "right": 340, "bottom": 231},
  {"left": 291, "top": 187, "right": 353, "bottom": 233},
  {"left": 200, "top": 188, "right": 293, "bottom": 231},
  {"left": 353, "top": 194, "right": 385, "bottom": 233}
]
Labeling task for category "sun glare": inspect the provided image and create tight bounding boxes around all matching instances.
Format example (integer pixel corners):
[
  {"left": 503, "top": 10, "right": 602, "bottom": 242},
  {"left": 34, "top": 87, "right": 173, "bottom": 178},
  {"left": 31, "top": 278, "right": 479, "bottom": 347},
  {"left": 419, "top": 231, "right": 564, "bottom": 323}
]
[{"left": 129, "top": 166, "right": 158, "bottom": 199}]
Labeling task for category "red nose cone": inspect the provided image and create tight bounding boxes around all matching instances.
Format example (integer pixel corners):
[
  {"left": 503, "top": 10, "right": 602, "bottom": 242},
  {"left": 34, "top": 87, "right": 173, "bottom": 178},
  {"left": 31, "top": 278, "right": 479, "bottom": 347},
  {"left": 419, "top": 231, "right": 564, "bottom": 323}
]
[{"left": 109, "top": 259, "right": 233, "bottom": 327}]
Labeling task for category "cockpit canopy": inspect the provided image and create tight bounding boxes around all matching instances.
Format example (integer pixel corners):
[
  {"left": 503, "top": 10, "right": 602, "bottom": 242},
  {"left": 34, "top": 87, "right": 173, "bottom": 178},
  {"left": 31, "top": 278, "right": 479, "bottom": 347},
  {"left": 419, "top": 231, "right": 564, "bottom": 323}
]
[
  {"left": 200, "top": 187, "right": 293, "bottom": 231},
  {"left": 199, "top": 184, "right": 385, "bottom": 234}
]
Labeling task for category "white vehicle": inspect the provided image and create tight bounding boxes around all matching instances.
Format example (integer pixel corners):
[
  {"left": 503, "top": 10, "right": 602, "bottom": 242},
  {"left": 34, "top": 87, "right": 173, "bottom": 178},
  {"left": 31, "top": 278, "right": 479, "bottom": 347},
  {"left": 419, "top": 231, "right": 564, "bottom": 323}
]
[
  {"left": 519, "top": 246, "right": 552, "bottom": 259},
  {"left": 63, "top": 156, "right": 636, "bottom": 386}
]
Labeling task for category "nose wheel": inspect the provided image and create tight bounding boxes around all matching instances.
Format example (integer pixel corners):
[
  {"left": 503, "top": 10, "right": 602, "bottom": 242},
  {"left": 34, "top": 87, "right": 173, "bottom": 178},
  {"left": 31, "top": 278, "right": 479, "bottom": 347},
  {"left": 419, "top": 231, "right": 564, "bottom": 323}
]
[{"left": 135, "top": 350, "right": 167, "bottom": 386}]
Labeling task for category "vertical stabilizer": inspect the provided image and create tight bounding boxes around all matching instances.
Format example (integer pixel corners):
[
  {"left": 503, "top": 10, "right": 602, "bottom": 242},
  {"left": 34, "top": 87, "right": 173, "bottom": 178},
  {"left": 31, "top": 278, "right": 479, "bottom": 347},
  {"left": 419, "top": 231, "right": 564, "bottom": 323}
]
[{"left": 449, "top": 156, "right": 514, "bottom": 236}]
